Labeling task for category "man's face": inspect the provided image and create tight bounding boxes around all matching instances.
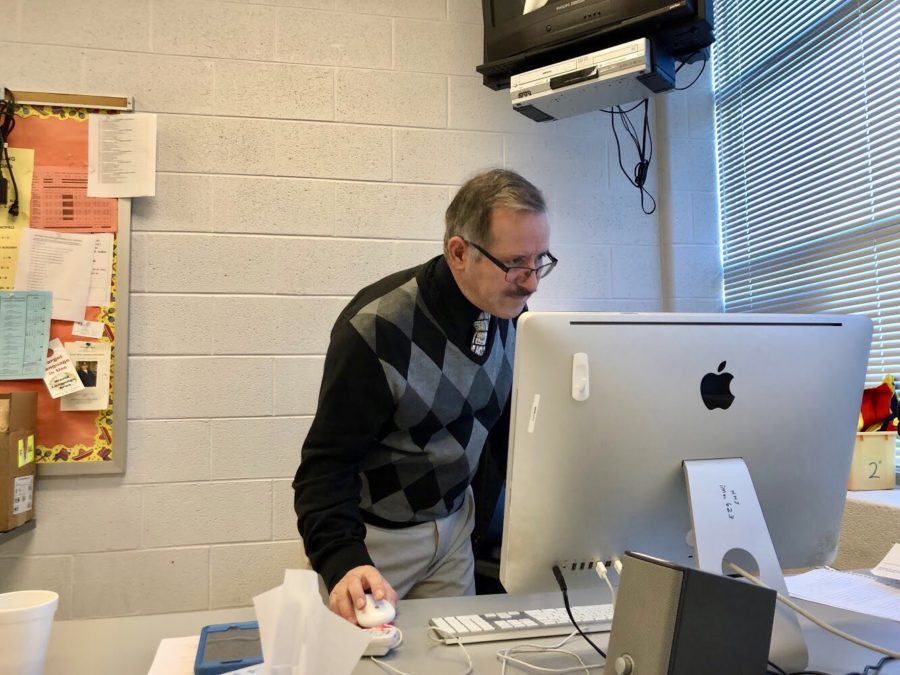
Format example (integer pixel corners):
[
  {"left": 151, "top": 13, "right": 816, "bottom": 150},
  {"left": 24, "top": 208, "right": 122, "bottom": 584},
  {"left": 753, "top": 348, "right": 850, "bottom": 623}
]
[{"left": 450, "top": 206, "right": 552, "bottom": 319}]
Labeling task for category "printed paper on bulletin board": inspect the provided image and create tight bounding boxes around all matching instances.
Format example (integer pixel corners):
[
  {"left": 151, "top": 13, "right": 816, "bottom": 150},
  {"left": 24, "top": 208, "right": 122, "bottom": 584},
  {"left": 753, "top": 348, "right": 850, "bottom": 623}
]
[{"left": 2, "top": 104, "right": 129, "bottom": 472}]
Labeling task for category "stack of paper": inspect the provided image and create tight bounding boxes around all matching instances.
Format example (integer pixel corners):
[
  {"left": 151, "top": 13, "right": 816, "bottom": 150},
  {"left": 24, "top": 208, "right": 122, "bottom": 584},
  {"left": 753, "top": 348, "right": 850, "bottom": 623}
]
[{"left": 785, "top": 545, "right": 900, "bottom": 623}]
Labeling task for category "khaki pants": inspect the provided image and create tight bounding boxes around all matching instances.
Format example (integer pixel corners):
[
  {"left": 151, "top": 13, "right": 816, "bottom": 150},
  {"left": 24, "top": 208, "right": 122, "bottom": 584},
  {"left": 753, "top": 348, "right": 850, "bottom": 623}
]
[{"left": 365, "top": 487, "right": 476, "bottom": 600}]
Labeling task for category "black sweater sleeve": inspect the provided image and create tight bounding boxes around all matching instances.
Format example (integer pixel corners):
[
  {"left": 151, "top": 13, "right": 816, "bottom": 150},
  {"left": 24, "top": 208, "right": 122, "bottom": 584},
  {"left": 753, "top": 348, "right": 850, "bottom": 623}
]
[{"left": 292, "top": 321, "right": 395, "bottom": 591}]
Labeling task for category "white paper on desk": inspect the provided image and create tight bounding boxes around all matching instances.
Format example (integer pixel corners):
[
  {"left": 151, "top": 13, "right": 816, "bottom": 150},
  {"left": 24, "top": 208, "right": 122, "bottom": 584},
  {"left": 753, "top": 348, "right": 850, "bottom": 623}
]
[
  {"left": 872, "top": 543, "right": 900, "bottom": 581},
  {"left": 147, "top": 635, "right": 199, "bottom": 675},
  {"left": 252, "top": 569, "right": 370, "bottom": 675},
  {"left": 786, "top": 567, "right": 900, "bottom": 622},
  {"left": 14, "top": 229, "right": 93, "bottom": 321},
  {"left": 88, "top": 113, "right": 157, "bottom": 197}
]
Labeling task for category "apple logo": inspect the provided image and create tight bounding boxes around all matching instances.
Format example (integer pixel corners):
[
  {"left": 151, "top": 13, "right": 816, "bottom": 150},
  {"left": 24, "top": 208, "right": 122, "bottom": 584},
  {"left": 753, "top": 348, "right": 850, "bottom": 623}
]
[{"left": 700, "top": 361, "right": 735, "bottom": 410}]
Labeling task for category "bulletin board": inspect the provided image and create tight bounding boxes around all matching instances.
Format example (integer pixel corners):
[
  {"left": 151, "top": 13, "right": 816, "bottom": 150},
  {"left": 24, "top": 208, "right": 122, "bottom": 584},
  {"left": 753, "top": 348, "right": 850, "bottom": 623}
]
[{"left": 1, "top": 90, "right": 132, "bottom": 475}]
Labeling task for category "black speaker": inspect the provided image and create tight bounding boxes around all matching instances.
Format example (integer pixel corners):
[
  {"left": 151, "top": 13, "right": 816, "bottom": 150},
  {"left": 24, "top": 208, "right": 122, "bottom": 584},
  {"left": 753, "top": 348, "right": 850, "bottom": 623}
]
[{"left": 605, "top": 551, "right": 776, "bottom": 675}]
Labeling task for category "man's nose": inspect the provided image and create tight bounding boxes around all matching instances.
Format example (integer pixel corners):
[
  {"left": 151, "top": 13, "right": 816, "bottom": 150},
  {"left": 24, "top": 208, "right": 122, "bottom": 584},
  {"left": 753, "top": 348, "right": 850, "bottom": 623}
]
[{"left": 518, "top": 271, "right": 540, "bottom": 294}]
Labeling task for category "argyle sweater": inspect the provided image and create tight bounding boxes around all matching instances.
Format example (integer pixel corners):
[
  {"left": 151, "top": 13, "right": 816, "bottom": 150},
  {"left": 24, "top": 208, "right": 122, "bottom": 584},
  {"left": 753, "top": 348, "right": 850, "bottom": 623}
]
[{"left": 293, "top": 255, "right": 516, "bottom": 591}]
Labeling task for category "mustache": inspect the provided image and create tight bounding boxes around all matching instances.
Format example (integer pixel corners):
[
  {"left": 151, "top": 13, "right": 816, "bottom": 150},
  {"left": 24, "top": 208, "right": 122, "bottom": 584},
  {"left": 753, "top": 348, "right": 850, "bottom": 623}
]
[{"left": 509, "top": 289, "right": 532, "bottom": 298}]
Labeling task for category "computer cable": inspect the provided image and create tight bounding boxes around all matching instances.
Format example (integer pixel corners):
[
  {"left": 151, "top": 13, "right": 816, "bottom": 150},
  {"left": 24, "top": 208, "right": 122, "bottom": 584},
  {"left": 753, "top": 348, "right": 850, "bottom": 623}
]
[
  {"left": 368, "top": 627, "right": 419, "bottom": 675},
  {"left": 728, "top": 563, "right": 900, "bottom": 660},
  {"left": 594, "top": 563, "right": 616, "bottom": 604},
  {"left": 674, "top": 51, "right": 709, "bottom": 91},
  {"left": 426, "top": 622, "right": 604, "bottom": 675},
  {"left": 421, "top": 626, "right": 474, "bottom": 675},
  {"left": 372, "top": 626, "right": 471, "bottom": 675},
  {"left": 495, "top": 632, "right": 603, "bottom": 674},
  {"left": 767, "top": 660, "right": 892, "bottom": 674},
  {"left": 601, "top": 99, "right": 657, "bottom": 215},
  {"left": 863, "top": 656, "right": 896, "bottom": 674},
  {"left": 551, "top": 564, "right": 607, "bottom": 659},
  {"left": 596, "top": 47, "right": 708, "bottom": 218},
  {"left": 781, "top": 659, "right": 897, "bottom": 675}
]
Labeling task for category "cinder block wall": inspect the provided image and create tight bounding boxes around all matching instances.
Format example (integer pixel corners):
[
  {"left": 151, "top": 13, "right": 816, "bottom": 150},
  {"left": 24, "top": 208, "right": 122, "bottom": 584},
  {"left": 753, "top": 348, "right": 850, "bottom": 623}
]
[{"left": 0, "top": 0, "right": 720, "bottom": 619}]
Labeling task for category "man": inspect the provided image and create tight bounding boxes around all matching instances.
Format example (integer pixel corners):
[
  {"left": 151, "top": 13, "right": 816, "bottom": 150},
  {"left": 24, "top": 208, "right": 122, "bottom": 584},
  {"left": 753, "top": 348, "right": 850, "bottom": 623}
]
[
  {"left": 76, "top": 361, "right": 97, "bottom": 388},
  {"left": 293, "top": 168, "right": 556, "bottom": 624}
]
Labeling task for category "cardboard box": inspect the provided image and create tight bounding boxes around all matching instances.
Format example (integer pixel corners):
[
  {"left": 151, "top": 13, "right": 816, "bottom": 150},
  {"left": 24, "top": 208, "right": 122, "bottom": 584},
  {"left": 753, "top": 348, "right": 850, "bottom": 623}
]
[
  {"left": 0, "top": 392, "right": 37, "bottom": 532},
  {"left": 848, "top": 432, "right": 896, "bottom": 491}
]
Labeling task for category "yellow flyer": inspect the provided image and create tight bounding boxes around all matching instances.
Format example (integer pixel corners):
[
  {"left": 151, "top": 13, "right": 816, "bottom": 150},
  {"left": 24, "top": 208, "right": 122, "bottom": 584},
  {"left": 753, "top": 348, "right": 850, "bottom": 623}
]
[{"left": 0, "top": 146, "right": 34, "bottom": 289}]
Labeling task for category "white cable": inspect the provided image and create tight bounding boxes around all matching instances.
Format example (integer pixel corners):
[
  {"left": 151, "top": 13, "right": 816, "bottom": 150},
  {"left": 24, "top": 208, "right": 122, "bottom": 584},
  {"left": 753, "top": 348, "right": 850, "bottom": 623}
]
[
  {"left": 611, "top": 558, "right": 623, "bottom": 578},
  {"left": 370, "top": 655, "right": 412, "bottom": 675},
  {"left": 424, "top": 626, "right": 474, "bottom": 675},
  {"left": 496, "top": 632, "right": 604, "bottom": 675},
  {"left": 728, "top": 563, "right": 900, "bottom": 660},
  {"left": 498, "top": 650, "right": 599, "bottom": 675},
  {"left": 369, "top": 626, "right": 409, "bottom": 675},
  {"left": 595, "top": 564, "right": 616, "bottom": 605},
  {"left": 371, "top": 626, "right": 472, "bottom": 675}
]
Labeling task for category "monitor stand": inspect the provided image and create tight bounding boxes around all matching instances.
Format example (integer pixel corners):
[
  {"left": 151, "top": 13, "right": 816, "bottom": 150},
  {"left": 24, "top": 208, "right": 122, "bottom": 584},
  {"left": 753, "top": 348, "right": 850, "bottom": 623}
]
[{"left": 683, "top": 458, "right": 808, "bottom": 673}]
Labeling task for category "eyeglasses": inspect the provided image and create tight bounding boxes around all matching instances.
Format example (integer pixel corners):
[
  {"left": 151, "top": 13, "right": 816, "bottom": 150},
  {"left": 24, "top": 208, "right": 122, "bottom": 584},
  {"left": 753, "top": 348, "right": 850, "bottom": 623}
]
[{"left": 465, "top": 240, "right": 558, "bottom": 284}]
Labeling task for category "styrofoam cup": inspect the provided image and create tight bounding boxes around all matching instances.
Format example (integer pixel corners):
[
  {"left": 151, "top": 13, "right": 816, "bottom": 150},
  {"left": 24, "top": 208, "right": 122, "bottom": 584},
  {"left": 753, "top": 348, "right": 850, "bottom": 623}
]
[{"left": 0, "top": 590, "right": 58, "bottom": 675}]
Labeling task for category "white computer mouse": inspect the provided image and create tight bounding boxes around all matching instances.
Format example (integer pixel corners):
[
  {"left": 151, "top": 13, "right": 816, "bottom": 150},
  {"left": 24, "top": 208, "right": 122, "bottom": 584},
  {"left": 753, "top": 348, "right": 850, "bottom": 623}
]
[{"left": 354, "top": 593, "right": 396, "bottom": 628}]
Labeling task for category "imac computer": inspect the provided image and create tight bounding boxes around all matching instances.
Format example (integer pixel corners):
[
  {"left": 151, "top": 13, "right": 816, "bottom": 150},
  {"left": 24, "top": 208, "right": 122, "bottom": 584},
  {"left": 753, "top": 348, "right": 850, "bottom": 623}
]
[{"left": 500, "top": 311, "right": 872, "bottom": 596}]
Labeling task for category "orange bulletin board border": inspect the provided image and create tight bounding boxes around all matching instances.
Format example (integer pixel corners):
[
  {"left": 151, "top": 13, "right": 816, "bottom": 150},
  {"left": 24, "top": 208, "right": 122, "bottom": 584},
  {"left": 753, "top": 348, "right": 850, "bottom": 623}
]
[{"left": 3, "top": 97, "right": 131, "bottom": 475}]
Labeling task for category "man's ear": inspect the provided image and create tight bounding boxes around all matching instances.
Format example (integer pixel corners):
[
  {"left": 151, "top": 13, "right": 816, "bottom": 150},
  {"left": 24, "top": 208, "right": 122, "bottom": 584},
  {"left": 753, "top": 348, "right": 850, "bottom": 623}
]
[{"left": 446, "top": 236, "right": 468, "bottom": 270}]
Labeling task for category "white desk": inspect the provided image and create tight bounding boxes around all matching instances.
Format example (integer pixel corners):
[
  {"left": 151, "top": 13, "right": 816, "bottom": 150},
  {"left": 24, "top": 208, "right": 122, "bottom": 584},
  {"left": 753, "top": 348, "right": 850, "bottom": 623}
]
[
  {"left": 355, "top": 591, "right": 900, "bottom": 674},
  {"left": 46, "top": 589, "right": 900, "bottom": 675},
  {"left": 45, "top": 607, "right": 254, "bottom": 675}
]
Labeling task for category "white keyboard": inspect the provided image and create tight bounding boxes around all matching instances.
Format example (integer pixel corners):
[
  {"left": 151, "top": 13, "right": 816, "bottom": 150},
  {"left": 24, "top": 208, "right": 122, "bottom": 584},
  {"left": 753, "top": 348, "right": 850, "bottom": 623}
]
[{"left": 428, "top": 603, "right": 614, "bottom": 644}]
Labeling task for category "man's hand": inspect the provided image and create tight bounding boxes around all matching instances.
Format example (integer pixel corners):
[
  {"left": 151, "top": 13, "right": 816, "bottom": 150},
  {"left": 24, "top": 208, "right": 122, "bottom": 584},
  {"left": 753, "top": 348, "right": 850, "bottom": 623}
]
[{"left": 329, "top": 565, "right": 398, "bottom": 625}]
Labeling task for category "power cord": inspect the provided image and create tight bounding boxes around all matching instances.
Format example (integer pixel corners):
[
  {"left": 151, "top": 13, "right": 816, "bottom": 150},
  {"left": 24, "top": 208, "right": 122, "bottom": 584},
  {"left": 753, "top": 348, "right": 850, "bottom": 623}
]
[
  {"left": 674, "top": 51, "right": 709, "bottom": 91},
  {"left": 551, "top": 564, "right": 607, "bottom": 659},
  {"left": 769, "top": 664, "right": 896, "bottom": 675},
  {"left": 862, "top": 657, "right": 897, "bottom": 675},
  {"left": 496, "top": 632, "right": 604, "bottom": 674},
  {"left": 597, "top": 48, "right": 707, "bottom": 216},
  {"left": 423, "top": 624, "right": 605, "bottom": 675},
  {"left": 0, "top": 87, "right": 19, "bottom": 217},
  {"left": 594, "top": 563, "right": 616, "bottom": 604},
  {"left": 728, "top": 563, "right": 900, "bottom": 667},
  {"left": 601, "top": 99, "right": 656, "bottom": 215}
]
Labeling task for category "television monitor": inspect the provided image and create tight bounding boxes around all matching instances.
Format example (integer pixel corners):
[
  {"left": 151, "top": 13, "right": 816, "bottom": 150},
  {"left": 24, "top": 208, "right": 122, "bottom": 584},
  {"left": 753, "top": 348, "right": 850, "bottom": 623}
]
[
  {"left": 500, "top": 312, "right": 872, "bottom": 594},
  {"left": 478, "top": 0, "right": 714, "bottom": 90}
]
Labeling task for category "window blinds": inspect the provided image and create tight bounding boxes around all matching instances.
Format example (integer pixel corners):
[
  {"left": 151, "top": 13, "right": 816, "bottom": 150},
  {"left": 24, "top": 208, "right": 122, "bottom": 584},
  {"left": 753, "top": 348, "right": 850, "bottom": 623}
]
[{"left": 712, "top": 0, "right": 900, "bottom": 468}]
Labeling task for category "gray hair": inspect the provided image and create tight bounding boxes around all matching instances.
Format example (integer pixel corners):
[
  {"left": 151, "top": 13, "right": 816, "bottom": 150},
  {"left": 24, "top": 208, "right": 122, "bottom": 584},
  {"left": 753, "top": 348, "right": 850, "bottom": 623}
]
[{"left": 444, "top": 169, "right": 546, "bottom": 254}]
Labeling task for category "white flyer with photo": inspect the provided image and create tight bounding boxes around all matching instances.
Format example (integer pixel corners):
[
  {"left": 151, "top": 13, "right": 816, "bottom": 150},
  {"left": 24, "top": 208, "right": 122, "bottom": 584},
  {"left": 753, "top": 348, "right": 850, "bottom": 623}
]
[{"left": 60, "top": 341, "right": 111, "bottom": 411}]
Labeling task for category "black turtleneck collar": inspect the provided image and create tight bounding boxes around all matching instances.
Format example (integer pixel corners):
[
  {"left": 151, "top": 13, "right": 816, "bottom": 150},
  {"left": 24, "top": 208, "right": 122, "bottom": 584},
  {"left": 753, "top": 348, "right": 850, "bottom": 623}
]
[{"left": 417, "top": 255, "right": 496, "bottom": 361}]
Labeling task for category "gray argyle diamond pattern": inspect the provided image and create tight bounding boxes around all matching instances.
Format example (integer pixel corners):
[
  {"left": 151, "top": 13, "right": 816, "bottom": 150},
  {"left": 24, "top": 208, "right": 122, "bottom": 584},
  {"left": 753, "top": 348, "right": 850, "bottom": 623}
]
[{"left": 350, "top": 277, "right": 515, "bottom": 523}]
